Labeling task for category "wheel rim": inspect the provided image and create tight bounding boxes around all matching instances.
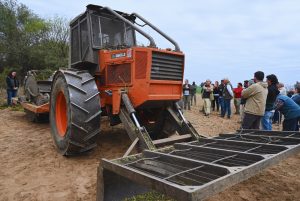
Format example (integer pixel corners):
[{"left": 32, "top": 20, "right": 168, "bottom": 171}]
[{"left": 55, "top": 91, "right": 67, "bottom": 137}]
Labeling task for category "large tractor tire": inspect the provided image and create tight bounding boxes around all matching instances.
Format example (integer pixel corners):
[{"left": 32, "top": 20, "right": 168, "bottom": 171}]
[{"left": 50, "top": 69, "right": 101, "bottom": 155}]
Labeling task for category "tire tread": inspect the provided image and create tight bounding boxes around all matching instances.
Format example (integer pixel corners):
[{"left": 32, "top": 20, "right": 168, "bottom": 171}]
[{"left": 50, "top": 69, "right": 101, "bottom": 155}]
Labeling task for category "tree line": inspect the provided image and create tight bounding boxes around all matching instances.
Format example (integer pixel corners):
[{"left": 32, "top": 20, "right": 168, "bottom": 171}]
[{"left": 0, "top": 0, "right": 69, "bottom": 88}]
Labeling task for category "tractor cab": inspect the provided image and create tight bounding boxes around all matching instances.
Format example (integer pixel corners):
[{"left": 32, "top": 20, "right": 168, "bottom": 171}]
[
  {"left": 70, "top": 5, "right": 139, "bottom": 70},
  {"left": 69, "top": 4, "right": 179, "bottom": 73},
  {"left": 70, "top": 5, "right": 137, "bottom": 69}
]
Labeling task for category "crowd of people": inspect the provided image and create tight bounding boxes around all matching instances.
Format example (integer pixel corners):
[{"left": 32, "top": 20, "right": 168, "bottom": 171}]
[
  {"left": 4, "top": 69, "right": 300, "bottom": 131},
  {"left": 182, "top": 71, "right": 300, "bottom": 131}
]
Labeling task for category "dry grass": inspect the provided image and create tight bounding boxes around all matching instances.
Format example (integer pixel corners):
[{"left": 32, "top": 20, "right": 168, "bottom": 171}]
[
  {"left": 125, "top": 192, "right": 175, "bottom": 201},
  {"left": 0, "top": 88, "right": 7, "bottom": 108},
  {"left": 0, "top": 87, "right": 24, "bottom": 111}
]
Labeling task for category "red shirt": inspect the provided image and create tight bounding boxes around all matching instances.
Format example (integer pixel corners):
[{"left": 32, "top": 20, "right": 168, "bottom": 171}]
[{"left": 234, "top": 87, "right": 243, "bottom": 98}]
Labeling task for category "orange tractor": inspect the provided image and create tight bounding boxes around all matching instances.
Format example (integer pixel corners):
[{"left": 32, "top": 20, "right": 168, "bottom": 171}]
[{"left": 20, "top": 4, "right": 200, "bottom": 155}]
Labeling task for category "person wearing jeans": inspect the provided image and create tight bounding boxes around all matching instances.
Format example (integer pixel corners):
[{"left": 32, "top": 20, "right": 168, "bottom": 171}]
[
  {"left": 218, "top": 80, "right": 225, "bottom": 116},
  {"left": 262, "top": 111, "right": 275, "bottom": 130},
  {"left": 6, "top": 71, "right": 19, "bottom": 106},
  {"left": 223, "top": 98, "right": 232, "bottom": 118},
  {"left": 212, "top": 81, "right": 220, "bottom": 112},
  {"left": 261, "top": 74, "right": 279, "bottom": 130},
  {"left": 221, "top": 78, "right": 233, "bottom": 118}
]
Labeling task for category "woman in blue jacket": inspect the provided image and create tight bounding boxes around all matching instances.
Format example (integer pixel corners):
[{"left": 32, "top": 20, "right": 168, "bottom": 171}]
[{"left": 274, "top": 94, "right": 300, "bottom": 131}]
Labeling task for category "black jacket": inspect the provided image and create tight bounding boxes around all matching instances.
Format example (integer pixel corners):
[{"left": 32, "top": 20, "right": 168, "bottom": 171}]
[
  {"left": 218, "top": 84, "right": 224, "bottom": 96},
  {"left": 265, "top": 84, "right": 280, "bottom": 111},
  {"left": 6, "top": 76, "right": 19, "bottom": 90}
]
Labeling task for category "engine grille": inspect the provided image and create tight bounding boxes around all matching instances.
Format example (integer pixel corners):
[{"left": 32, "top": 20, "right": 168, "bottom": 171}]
[
  {"left": 151, "top": 51, "right": 183, "bottom": 81},
  {"left": 107, "top": 63, "right": 131, "bottom": 84},
  {"left": 135, "top": 51, "right": 147, "bottom": 79}
]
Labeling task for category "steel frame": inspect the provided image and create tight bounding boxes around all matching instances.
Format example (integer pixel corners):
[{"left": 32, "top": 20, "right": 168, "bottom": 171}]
[{"left": 97, "top": 130, "right": 300, "bottom": 201}]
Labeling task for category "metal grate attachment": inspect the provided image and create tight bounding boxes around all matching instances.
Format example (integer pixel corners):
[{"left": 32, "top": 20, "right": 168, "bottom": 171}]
[
  {"left": 168, "top": 144, "right": 264, "bottom": 167},
  {"left": 190, "top": 139, "right": 288, "bottom": 155},
  {"left": 100, "top": 130, "right": 300, "bottom": 201},
  {"left": 125, "top": 152, "right": 229, "bottom": 186}
]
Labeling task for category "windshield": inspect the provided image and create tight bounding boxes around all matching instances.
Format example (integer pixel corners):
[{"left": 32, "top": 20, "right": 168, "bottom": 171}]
[{"left": 91, "top": 15, "right": 135, "bottom": 48}]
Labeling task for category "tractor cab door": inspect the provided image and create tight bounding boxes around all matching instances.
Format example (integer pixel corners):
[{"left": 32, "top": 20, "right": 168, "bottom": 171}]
[{"left": 91, "top": 14, "right": 136, "bottom": 49}]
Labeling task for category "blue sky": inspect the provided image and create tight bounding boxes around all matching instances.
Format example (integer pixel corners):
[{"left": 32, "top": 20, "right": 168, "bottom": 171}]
[{"left": 19, "top": 0, "right": 300, "bottom": 87}]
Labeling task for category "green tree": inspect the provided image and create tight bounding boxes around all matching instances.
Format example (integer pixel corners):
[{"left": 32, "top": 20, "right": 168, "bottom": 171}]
[
  {"left": 42, "top": 16, "right": 69, "bottom": 69},
  {"left": 0, "top": 0, "right": 48, "bottom": 72},
  {"left": 0, "top": 0, "right": 69, "bottom": 88}
]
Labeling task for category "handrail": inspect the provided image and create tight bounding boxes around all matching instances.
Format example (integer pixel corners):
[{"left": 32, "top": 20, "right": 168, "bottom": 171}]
[
  {"left": 132, "top": 12, "right": 181, "bottom": 52},
  {"left": 102, "top": 7, "right": 156, "bottom": 48}
]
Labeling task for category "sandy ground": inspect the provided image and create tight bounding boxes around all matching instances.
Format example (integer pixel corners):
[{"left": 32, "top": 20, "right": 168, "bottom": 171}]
[{"left": 0, "top": 98, "right": 299, "bottom": 201}]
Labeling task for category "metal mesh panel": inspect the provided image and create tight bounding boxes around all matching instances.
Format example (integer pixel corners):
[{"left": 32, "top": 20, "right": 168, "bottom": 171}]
[
  {"left": 71, "top": 26, "right": 80, "bottom": 63},
  {"left": 100, "top": 17, "right": 126, "bottom": 47},
  {"left": 135, "top": 51, "right": 147, "bottom": 79},
  {"left": 80, "top": 19, "right": 89, "bottom": 59},
  {"left": 90, "top": 16, "right": 135, "bottom": 48},
  {"left": 107, "top": 63, "right": 131, "bottom": 84},
  {"left": 91, "top": 14, "right": 101, "bottom": 47},
  {"left": 125, "top": 25, "right": 135, "bottom": 47}
]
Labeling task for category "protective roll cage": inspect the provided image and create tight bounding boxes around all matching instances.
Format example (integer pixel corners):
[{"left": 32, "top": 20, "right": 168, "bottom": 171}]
[{"left": 72, "top": 4, "right": 180, "bottom": 51}]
